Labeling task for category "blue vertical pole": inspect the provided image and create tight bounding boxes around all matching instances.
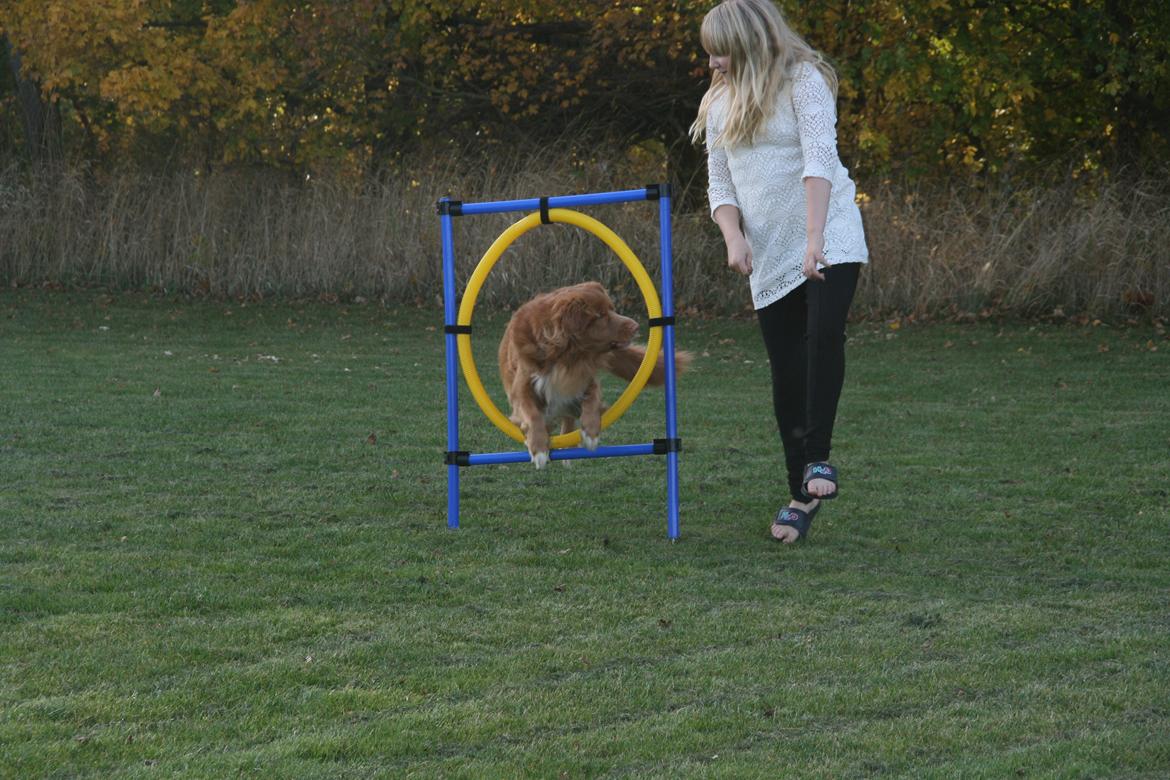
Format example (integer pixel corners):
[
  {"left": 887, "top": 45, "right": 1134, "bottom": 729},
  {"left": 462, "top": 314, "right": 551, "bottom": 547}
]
[
  {"left": 439, "top": 199, "right": 461, "bottom": 529},
  {"left": 657, "top": 185, "right": 681, "bottom": 540}
]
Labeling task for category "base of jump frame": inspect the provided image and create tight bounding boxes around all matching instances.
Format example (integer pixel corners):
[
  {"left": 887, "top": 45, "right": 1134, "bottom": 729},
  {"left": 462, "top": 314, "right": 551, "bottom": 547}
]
[{"left": 437, "top": 184, "right": 683, "bottom": 539}]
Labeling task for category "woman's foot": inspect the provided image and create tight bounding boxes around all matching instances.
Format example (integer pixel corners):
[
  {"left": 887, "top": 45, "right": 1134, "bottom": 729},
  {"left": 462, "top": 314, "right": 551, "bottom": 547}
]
[
  {"left": 771, "top": 497, "right": 821, "bottom": 543},
  {"left": 804, "top": 477, "right": 836, "bottom": 498},
  {"left": 801, "top": 462, "right": 839, "bottom": 500}
]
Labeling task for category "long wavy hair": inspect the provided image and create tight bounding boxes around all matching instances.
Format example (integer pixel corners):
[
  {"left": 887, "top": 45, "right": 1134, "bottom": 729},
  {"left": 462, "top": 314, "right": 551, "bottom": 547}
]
[{"left": 689, "top": 0, "right": 837, "bottom": 149}]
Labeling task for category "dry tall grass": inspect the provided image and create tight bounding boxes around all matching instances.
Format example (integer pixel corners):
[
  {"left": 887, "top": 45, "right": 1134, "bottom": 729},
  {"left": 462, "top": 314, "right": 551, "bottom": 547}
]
[
  {"left": 857, "top": 175, "right": 1170, "bottom": 320},
  {"left": 1, "top": 154, "right": 1166, "bottom": 320}
]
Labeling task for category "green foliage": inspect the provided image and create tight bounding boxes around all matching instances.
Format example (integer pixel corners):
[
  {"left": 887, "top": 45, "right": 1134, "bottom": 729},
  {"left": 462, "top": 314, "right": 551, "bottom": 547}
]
[{"left": 1, "top": 1, "right": 1167, "bottom": 176}]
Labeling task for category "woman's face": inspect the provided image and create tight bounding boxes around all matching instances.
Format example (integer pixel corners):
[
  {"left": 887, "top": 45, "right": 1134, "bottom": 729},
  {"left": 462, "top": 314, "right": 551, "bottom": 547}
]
[{"left": 708, "top": 53, "right": 730, "bottom": 76}]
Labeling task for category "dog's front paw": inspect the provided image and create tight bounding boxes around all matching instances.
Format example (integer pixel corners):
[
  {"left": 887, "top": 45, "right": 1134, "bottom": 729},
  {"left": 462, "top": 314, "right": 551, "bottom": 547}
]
[
  {"left": 581, "top": 431, "right": 600, "bottom": 451},
  {"left": 531, "top": 450, "right": 550, "bottom": 469}
]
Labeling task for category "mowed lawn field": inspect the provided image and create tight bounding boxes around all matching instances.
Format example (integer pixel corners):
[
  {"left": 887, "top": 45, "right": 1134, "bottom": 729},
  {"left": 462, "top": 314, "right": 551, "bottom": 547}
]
[{"left": 1, "top": 291, "right": 1168, "bottom": 778}]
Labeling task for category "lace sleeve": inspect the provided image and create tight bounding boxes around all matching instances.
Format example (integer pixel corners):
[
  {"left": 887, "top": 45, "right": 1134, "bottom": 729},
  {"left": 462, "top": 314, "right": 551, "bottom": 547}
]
[
  {"left": 706, "top": 107, "right": 739, "bottom": 218},
  {"left": 792, "top": 62, "right": 840, "bottom": 182},
  {"left": 707, "top": 143, "right": 740, "bottom": 219}
]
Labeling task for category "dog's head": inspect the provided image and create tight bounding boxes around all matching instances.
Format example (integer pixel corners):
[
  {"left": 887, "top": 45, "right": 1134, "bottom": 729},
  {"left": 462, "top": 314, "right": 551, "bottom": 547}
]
[{"left": 543, "top": 281, "right": 638, "bottom": 356}]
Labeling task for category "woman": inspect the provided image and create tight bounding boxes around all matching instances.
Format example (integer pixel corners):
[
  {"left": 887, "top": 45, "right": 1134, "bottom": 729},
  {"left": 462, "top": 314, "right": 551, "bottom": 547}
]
[{"left": 691, "top": 0, "right": 869, "bottom": 543}]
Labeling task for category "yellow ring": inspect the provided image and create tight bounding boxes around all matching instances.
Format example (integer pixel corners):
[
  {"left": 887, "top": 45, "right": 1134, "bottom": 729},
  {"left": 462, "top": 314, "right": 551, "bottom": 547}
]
[{"left": 457, "top": 208, "right": 663, "bottom": 448}]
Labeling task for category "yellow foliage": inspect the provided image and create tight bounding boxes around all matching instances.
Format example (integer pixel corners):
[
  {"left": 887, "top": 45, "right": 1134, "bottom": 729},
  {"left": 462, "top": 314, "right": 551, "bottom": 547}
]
[{"left": 3, "top": 0, "right": 1164, "bottom": 174}]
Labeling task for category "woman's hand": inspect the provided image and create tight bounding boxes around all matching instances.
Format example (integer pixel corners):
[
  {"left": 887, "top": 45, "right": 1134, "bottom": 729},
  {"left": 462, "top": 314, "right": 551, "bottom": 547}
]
[
  {"left": 713, "top": 205, "right": 752, "bottom": 276},
  {"left": 803, "top": 233, "right": 830, "bottom": 281},
  {"left": 726, "top": 234, "right": 753, "bottom": 275}
]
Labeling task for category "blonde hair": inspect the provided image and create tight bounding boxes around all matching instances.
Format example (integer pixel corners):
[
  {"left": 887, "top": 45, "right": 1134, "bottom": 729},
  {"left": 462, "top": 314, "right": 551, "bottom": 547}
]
[{"left": 690, "top": 0, "right": 837, "bottom": 149}]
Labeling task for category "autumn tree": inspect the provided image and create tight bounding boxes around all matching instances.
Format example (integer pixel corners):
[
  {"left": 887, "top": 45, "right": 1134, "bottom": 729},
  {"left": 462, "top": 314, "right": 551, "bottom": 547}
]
[{"left": 1, "top": 0, "right": 1166, "bottom": 177}]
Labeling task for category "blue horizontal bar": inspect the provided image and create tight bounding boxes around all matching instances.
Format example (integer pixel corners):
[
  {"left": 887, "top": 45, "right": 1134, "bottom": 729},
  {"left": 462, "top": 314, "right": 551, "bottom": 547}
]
[
  {"left": 467, "top": 443, "right": 658, "bottom": 466},
  {"left": 458, "top": 188, "right": 652, "bottom": 216}
]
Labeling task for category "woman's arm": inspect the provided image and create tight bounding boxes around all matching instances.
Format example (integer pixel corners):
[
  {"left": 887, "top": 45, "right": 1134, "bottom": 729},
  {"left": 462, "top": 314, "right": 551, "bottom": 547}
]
[
  {"left": 803, "top": 176, "right": 831, "bottom": 281},
  {"left": 792, "top": 63, "right": 842, "bottom": 282},
  {"left": 707, "top": 123, "right": 751, "bottom": 276},
  {"left": 714, "top": 204, "right": 753, "bottom": 275}
]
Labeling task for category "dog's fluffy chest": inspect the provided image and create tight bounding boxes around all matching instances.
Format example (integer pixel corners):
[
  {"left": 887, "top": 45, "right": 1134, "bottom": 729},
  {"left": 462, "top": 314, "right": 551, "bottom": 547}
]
[{"left": 530, "top": 365, "right": 590, "bottom": 421}]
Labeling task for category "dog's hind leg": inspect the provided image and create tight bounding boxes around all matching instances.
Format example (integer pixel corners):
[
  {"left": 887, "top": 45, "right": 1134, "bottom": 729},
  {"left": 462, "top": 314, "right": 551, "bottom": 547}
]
[
  {"left": 557, "top": 417, "right": 578, "bottom": 467},
  {"left": 508, "top": 373, "right": 551, "bottom": 468},
  {"left": 579, "top": 379, "right": 602, "bottom": 451}
]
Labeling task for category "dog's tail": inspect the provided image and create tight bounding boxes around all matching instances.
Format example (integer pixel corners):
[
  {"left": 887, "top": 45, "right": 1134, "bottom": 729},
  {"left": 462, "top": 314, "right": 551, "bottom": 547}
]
[{"left": 606, "top": 344, "right": 693, "bottom": 386}]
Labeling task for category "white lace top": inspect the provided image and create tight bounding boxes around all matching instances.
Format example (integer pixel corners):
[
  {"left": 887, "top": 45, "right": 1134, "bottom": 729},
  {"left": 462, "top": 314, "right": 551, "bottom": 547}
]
[{"left": 707, "top": 61, "right": 868, "bottom": 310}]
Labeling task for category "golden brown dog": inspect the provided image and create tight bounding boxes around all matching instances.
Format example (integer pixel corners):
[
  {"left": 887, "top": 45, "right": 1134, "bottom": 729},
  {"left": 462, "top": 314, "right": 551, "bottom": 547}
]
[{"left": 498, "top": 281, "right": 690, "bottom": 468}]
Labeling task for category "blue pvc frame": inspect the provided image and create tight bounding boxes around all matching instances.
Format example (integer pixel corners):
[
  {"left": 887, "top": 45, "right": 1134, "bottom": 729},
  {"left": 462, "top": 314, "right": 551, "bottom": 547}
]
[{"left": 438, "top": 185, "right": 682, "bottom": 539}]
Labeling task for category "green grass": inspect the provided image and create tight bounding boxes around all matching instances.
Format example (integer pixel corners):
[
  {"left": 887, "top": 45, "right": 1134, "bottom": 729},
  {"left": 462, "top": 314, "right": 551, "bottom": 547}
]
[{"left": 2, "top": 291, "right": 1168, "bottom": 778}]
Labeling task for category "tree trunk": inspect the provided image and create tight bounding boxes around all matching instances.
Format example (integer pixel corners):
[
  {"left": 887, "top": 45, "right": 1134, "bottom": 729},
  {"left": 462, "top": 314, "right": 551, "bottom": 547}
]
[{"left": 5, "top": 36, "right": 62, "bottom": 163}]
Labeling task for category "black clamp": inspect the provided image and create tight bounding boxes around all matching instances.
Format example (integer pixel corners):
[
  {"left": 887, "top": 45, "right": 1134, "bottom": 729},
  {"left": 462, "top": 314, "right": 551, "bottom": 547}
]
[
  {"left": 436, "top": 199, "right": 463, "bottom": 216},
  {"left": 645, "top": 183, "right": 672, "bottom": 201},
  {"left": 653, "top": 438, "right": 683, "bottom": 454},
  {"left": 445, "top": 451, "right": 471, "bottom": 467},
  {"left": 444, "top": 324, "right": 473, "bottom": 335},
  {"left": 539, "top": 196, "right": 551, "bottom": 224},
  {"left": 648, "top": 315, "right": 675, "bottom": 328}
]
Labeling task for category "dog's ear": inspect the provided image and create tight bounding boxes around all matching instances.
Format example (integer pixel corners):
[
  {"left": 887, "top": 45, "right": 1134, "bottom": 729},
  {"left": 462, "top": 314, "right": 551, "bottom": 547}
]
[
  {"left": 532, "top": 297, "right": 571, "bottom": 356},
  {"left": 557, "top": 296, "right": 595, "bottom": 336},
  {"left": 536, "top": 318, "right": 567, "bottom": 356}
]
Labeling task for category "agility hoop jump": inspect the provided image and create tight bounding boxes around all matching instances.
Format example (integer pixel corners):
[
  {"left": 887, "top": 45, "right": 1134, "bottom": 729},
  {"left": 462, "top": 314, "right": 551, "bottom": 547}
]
[{"left": 437, "top": 185, "right": 683, "bottom": 539}]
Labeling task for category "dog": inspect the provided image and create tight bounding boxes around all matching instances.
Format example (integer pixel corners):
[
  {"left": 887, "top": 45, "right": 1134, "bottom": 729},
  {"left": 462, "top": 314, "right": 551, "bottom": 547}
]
[{"left": 498, "top": 281, "right": 691, "bottom": 468}]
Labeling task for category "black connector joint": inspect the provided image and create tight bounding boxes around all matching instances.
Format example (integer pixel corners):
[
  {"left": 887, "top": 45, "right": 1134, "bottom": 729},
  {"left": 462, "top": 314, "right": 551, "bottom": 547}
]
[
  {"left": 653, "top": 438, "right": 683, "bottom": 454},
  {"left": 445, "top": 451, "right": 471, "bottom": 467},
  {"left": 645, "top": 183, "right": 672, "bottom": 201},
  {"left": 648, "top": 315, "right": 675, "bottom": 328},
  {"left": 539, "top": 196, "right": 551, "bottom": 224},
  {"left": 436, "top": 199, "right": 463, "bottom": 216},
  {"left": 444, "top": 324, "right": 472, "bottom": 335}
]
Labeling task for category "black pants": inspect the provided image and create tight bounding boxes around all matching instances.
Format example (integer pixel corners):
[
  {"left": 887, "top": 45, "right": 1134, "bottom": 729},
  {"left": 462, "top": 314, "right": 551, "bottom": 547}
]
[{"left": 755, "top": 263, "right": 860, "bottom": 501}]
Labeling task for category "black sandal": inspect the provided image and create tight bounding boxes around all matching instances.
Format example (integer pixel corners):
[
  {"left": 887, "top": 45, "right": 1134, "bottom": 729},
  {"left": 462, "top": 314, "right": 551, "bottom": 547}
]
[
  {"left": 771, "top": 501, "right": 821, "bottom": 541},
  {"left": 801, "top": 462, "right": 839, "bottom": 500}
]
